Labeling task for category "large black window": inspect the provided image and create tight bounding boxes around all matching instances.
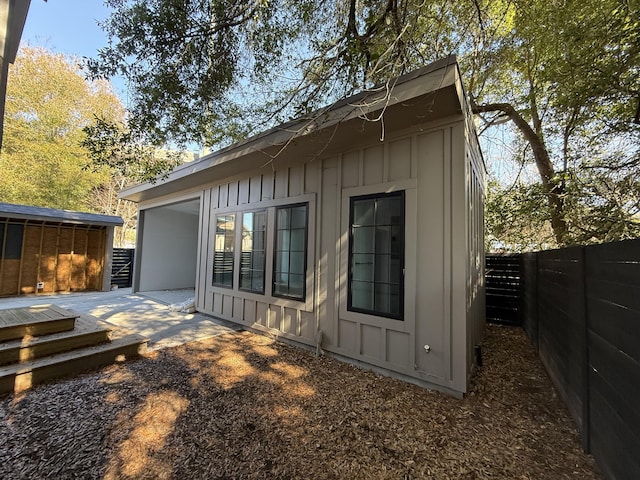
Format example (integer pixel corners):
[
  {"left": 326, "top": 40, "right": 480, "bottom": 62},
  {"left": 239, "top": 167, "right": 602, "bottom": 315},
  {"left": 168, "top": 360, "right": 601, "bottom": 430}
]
[
  {"left": 240, "top": 210, "right": 267, "bottom": 293},
  {"left": 273, "top": 204, "right": 307, "bottom": 300},
  {"left": 0, "top": 223, "right": 24, "bottom": 260},
  {"left": 348, "top": 192, "right": 404, "bottom": 319},
  {"left": 212, "top": 214, "right": 235, "bottom": 287}
]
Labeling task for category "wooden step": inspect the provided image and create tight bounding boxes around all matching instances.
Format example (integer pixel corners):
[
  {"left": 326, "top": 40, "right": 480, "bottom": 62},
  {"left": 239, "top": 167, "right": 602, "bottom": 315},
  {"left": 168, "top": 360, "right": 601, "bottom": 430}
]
[
  {"left": 0, "top": 323, "right": 148, "bottom": 395},
  {"left": 0, "top": 316, "right": 112, "bottom": 366},
  {"left": 0, "top": 305, "right": 78, "bottom": 341}
]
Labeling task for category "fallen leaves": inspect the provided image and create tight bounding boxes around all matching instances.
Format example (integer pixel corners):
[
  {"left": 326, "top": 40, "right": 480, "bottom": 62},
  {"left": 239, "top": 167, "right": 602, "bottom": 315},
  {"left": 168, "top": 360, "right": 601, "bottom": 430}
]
[{"left": 0, "top": 325, "right": 601, "bottom": 479}]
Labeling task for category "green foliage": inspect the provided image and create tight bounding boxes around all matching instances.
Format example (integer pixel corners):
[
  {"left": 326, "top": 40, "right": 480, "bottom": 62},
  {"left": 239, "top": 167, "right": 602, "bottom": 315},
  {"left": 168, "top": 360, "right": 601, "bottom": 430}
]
[
  {"left": 0, "top": 46, "right": 124, "bottom": 211},
  {"left": 81, "top": 117, "right": 182, "bottom": 184},
  {"left": 485, "top": 179, "right": 555, "bottom": 252},
  {"left": 91, "top": 0, "right": 640, "bottom": 248},
  {"left": 88, "top": 0, "right": 316, "bottom": 148}
]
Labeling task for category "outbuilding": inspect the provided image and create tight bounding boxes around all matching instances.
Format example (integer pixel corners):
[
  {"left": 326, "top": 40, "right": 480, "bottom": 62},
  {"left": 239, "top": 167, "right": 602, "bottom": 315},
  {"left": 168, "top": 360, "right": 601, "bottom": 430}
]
[
  {"left": 0, "top": 202, "right": 123, "bottom": 296},
  {"left": 121, "top": 56, "right": 485, "bottom": 396}
]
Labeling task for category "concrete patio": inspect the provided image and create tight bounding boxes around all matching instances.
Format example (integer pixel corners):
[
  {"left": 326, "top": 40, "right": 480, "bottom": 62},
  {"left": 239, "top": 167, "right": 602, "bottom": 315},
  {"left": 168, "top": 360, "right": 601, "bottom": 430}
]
[{"left": 0, "top": 289, "right": 240, "bottom": 351}]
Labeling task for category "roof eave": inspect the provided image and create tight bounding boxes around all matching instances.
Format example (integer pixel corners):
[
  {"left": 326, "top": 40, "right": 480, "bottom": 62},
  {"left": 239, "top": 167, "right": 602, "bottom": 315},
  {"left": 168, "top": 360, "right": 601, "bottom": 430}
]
[{"left": 121, "top": 56, "right": 463, "bottom": 203}]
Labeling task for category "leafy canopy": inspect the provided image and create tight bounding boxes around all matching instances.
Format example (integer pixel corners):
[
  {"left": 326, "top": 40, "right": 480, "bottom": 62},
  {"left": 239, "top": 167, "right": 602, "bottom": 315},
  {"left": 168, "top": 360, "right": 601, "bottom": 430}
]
[
  {"left": 89, "top": 0, "right": 640, "bottom": 248},
  {"left": 0, "top": 46, "right": 124, "bottom": 210}
]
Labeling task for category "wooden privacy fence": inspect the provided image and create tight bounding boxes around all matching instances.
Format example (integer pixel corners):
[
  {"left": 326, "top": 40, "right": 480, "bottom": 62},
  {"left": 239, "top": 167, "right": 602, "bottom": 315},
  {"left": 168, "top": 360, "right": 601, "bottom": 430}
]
[
  {"left": 111, "top": 248, "right": 134, "bottom": 288},
  {"left": 521, "top": 239, "right": 640, "bottom": 480},
  {"left": 485, "top": 254, "right": 522, "bottom": 325}
]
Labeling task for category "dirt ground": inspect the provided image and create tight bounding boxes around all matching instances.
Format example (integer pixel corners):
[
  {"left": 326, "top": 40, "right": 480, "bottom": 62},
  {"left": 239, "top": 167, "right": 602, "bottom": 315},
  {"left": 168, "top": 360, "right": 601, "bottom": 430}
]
[{"left": 0, "top": 324, "right": 601, "bottom": 479}]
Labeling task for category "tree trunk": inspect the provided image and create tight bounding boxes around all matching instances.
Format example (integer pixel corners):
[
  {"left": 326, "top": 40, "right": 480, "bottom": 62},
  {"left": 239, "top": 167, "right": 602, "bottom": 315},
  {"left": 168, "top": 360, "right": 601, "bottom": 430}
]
[{"left": 472, "top": 101, "right": 569, "bottom": 245}]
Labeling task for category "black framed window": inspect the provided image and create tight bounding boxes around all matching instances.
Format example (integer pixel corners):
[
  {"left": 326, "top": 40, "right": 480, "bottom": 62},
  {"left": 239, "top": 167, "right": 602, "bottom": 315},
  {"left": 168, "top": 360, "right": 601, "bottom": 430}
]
[
  {"left": 212, "top": 214, "right": 235, "bottom": 287},
  {"left": 240, "top": 210, "right": 267, "bottom": 293},
  {"left": 273, "top": 203, "right": 307, "bottom": 300},
  {"left": 0, "top": 223, "right": 24, "bottom": 260},
  {"left": 348, "top": 191, "right": 404, "bottom": 320}
]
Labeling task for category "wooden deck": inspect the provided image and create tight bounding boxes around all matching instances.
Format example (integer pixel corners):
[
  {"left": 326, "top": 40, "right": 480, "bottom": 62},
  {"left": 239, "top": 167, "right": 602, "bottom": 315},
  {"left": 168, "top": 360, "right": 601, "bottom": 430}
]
[
  {"left": 0, "top": 305, "right": 147, "bottom": 394},
  {"left": 0, "top": 305, "right": 78, "bottom": 341}
]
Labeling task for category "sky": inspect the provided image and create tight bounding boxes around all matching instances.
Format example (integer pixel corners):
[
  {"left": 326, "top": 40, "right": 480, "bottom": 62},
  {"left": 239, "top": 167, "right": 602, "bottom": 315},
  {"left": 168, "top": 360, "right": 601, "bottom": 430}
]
[
  {"left": 20, "top": 1, "right": 128, "bottom": 97},
  {"left": 22, "top": 0, "right": 111, "bottom": 59}
]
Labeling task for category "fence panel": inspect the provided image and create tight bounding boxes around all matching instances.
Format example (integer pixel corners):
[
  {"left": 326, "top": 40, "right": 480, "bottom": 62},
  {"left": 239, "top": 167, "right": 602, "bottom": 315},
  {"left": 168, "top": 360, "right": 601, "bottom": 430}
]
[
  {"left": 485, "top": 254, "right": 521, "bottom": 325},
  {"left": 111, "top": 248, "right": 134, "bottom": 288},
  {"left": 517, "top": 238, "right": 640, "bottom": 480},
  {"left": 521, "top": 253, "right": 538, "bottom": 351},
  {"left": 536, "top": 247, "right": 587, "bottom": 436},
  {"left": 585, "top": 239, "right": 640, "bottom": 480}
]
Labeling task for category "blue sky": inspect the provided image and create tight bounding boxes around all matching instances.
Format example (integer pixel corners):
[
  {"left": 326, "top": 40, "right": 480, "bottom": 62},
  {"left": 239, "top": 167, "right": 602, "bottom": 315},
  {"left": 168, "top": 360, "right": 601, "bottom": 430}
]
[
  {"left": 21, "top": 1, "right": 131, "bottom": 103},
  {"left": 22, "top": 1, "right": 111, "bottom": 59}
]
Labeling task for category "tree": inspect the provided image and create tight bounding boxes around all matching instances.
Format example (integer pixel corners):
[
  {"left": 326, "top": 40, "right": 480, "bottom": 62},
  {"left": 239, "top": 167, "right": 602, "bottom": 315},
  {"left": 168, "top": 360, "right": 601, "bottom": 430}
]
[
  {"left": 469, "top": 0, "right": 640, "bottom": 245},
  {"left": 90, "top": 0, "right": 640, "bottom": 247},
  {"left": 0, "top": 46, "right": 125, "bottom": 211},
  {"left": 87, "top": 171, "right": 138, "bottom": 247}
]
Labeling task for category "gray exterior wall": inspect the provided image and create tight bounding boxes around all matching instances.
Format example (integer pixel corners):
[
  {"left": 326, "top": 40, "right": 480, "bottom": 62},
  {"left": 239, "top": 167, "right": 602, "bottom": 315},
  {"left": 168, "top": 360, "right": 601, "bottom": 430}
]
[
  {"left": 136, "top": 203, "right": 199, "bottom": 291},
  {"left": 141, "top": 115, "right": 484, "bottom": 395},
  {"left": 127, "top": 60, "right": 485, "bottom": 395}
]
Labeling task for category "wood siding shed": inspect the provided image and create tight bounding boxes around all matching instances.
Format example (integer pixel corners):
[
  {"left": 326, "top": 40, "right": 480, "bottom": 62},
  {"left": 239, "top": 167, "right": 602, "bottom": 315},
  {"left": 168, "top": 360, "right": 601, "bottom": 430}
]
[{"left": 0, "top": 203, "right": 123, "bottom": 296}]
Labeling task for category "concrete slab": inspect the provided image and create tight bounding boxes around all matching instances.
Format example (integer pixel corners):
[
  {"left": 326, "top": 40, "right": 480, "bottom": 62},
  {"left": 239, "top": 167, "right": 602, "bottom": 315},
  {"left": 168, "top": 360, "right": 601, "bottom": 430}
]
[{"left": 0, "top": 289, "right": 240, "bottom": 351}]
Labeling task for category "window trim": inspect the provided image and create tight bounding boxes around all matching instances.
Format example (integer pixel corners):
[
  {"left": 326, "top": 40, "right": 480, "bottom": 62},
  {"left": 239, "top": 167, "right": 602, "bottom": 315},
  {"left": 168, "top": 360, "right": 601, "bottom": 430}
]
[
  {"left": 347, "top": 191, "right": 405, "bottom": 321},
  {"left": 206, "top": 193, "right": 316, "bottom": 313},
  {"left": 338, "top": 180, "right": 416, "bottom": 332},
  {"left": 272, "top": 202, "right": 309, "bottom": 301}
]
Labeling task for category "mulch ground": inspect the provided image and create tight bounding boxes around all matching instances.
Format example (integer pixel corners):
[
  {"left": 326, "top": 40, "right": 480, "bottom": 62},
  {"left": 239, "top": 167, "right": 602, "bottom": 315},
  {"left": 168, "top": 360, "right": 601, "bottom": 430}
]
[{"left": 0, "top": 324, "right": 600, "bottom": 479}]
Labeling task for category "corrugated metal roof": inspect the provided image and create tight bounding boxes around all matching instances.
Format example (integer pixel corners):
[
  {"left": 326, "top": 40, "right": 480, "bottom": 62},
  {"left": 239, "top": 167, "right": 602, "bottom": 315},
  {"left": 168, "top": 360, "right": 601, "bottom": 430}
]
[{"left": 0, "top": 202, "right": 124, "bottom": 226}]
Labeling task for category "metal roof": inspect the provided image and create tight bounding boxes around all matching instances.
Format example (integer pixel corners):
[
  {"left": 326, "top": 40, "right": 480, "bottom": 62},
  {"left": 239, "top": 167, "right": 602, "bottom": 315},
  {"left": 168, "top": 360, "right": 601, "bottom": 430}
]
[
  {"left": 121, "top": 55, "right": 468, "bottom": 203},
  {"left": 0, "top": 202, "right": 124, "bottom": 227}
]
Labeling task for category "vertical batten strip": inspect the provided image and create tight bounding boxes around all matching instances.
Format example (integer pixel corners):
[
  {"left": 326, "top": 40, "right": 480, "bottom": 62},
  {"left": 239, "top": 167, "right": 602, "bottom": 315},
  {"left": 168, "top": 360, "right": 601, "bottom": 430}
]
[
  {"left": 68, "top": 225, "right": 76, "bottom": 292},
  {"left": 16, "top": 220, "right": 27, "bottom": 295},
  {"left": 51, "top": 223, "right": 61, "bottom": 293},
  {"left": 36, "top": 223, "right": 45, "bottom": 291},
  {"left": 97, "top": 227, "right": 106, "bottom": 291},
  {"left": 81, "top": 227, "right": 89, "bottom": 290},
  {"left": 0, "top": 218, "right": 8, "bottom": 293}
]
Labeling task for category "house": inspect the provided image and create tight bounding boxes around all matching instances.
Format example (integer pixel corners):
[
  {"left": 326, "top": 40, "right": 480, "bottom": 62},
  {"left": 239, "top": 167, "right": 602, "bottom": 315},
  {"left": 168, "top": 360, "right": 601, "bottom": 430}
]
[
  {"left": 0, "top": 202, "right": 123, "bottom": 296},
  {"left": 120, "top": 56, "right": 486, "bottom": 396}
]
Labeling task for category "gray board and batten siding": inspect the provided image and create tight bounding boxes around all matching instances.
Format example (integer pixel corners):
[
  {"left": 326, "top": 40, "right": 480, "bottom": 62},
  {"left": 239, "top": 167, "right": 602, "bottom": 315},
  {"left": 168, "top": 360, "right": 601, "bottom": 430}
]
[{"left": 120, "top": 57, "right": 486, "bottom": 396}]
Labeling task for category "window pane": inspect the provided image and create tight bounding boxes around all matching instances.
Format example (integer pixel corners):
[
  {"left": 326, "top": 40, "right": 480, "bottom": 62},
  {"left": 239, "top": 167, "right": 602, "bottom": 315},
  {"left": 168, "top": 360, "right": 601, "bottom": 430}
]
[
  {"left": 374, "top": 253, "right": 390, "bottom": 283},
  {"left": 352, "top": 254, "right": 374, "bottom": 281},
  {"left": 290, "top": 228, "right": 305, "bottom": 252},
  {"left": 277, "top": 208, "right": 290, "bottom": 229},
  {"left": 376, "top": 195, "right": 403, "bottom": 225},
  {"left": 351, "top": 280, "right": 374, "bottom": 310},
  {"left": 251, "top": 250, "right": 265, "bottom": 270},
  {"left": 348, "top": 192, "right": 404, "bottom": 319},
  {"left": 289, "top": 251, "right": 305, "bottom": 275},
  {"left": 352, "top": 226, "right": 374, "bottom": 253},
  {"left": 273, "top": 204, "right": 307, "bottom": 299},
  {"left": 288, "top": 275, "right": 304, "bottom": 298},
  {"left": 291, "top": 206, "right": 307, "bottom": 228},
  {"left": 353, "top": 199, "right": 375, "bottom": 225},
  {"left": 277, "top": 229, "right": 289, "bottom": 251},
  {"left": 213, "top": 214, "right": 235, "bottom": 287},
  {"left": 375, "top": 226, "right": 391, "bottom": 254},
  {"left": 240, "top": 210, "right": 266, "bottom": 293}
]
